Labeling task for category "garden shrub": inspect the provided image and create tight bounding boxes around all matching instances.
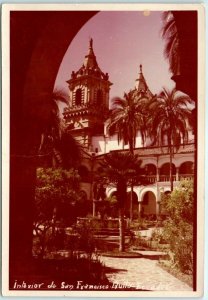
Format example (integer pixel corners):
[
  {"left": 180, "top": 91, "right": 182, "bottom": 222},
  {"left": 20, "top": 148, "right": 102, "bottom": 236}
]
[{"left": 160, "top": 180, "right": 194, "bottom": 274}]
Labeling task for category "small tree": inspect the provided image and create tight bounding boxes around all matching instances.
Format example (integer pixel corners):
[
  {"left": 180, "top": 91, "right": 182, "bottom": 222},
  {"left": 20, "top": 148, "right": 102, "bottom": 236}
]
[
  {"left": 34, "top": 168, "right": 82, "bottom": 257},
  {"left": 100, "top": 152, "right": 144, "bottom": 252},
  {"left": 161, "top": 180, "right": 194, "bottom": 274},
  {"left": 107, "top": 91, "right": 148, "bottom": 220}
]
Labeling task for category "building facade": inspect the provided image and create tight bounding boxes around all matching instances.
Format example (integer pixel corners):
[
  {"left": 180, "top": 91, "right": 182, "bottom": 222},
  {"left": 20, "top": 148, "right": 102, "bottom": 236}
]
[{"left": 63, "top": 39, "right": 195, "bottom": 219}]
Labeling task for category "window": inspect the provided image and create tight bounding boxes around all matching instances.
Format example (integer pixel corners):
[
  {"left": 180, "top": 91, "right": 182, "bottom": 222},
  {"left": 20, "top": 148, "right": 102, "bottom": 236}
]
[{"left": 75, "top": 89, "right": 82, "bottom": 106}]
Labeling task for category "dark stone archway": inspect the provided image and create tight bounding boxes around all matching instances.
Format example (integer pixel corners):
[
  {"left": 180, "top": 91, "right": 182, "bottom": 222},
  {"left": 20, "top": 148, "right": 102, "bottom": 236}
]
[
  {"left": 9, "top": 10, "right": 197, "bottom": 287},
  {"left": 10, "top": 10, "right": 98, "bottom": 285}
]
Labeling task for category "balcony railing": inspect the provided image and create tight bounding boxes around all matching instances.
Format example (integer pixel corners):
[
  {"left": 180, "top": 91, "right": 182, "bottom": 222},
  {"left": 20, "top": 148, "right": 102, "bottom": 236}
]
[
  {"left": 145, "top": 175, "right": 157, "bottom": 183},
  {"left": 159, "top": 175, "right": 177, "bottom": 182},
  {"left": 178, "top": 174, "right": 194, "bottom": 181},
  {"left": 145, "top": 174, "right": 193, "bottom": 183}
]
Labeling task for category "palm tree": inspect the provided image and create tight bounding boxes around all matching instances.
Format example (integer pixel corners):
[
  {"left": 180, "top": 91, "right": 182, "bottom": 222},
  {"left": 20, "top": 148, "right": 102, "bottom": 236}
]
[
  {"left": 162, "top": 11, "right": 180, "bottom": 76},
  {"left": 107, "top": 91, "right": 147, "bottom": 220},
  {"left": 147, "top": 88, "right": 192, "bottom": 191},
  {"left": 107, "top": 91, "right": 147, "bottom": 154},
  {"left": 38, "top": 88, "right": 81, "bottom": 168},
  {"left": 100, "top": 152, "right": 144, "bottom": 252},
  {"left": 36, "top": 88, "right": 82, "bottom": 232}
]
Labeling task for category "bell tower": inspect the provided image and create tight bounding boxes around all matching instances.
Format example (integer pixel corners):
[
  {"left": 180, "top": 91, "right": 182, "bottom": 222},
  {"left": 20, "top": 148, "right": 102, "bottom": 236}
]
[
  {"left": 135, "top": 64, "right": 153, "bottom": 98},
  {"left": 63, "top": 38, "right": 112, "bottom": 149}
]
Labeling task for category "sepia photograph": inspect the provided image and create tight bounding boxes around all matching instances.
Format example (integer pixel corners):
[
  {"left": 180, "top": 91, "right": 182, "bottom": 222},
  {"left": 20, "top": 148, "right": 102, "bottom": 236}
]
[{"left": 2, "top": 3, "right": 205, "bottom": 297}]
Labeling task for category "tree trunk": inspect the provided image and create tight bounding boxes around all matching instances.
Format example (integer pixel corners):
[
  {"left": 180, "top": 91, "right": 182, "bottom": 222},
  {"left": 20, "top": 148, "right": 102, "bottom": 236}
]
[
  {"left": 119, "top": 206, "right": 125, "bottom": 252},
  {"left": 51, "top": 207, "right": 57, "bottom": 237},
  {"left": 129, "top": 143, "right": 134, "bottom": 222},
  {"left": 130, "top": 184, "right": 133, "bottom": 221},
  {"left": 170, "top": 145, "right": 173, "bottom": 191}
]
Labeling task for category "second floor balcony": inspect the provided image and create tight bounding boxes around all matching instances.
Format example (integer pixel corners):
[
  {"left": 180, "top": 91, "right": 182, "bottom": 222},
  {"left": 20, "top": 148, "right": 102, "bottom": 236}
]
[{"left": 145, "top": 174, "right": 194, "bottom": 184}]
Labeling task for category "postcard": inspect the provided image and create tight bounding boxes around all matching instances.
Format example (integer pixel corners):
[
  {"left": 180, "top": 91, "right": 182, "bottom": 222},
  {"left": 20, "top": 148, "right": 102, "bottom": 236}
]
[{"left": 2, "top": 3, "right": 205, "bottom": 297}]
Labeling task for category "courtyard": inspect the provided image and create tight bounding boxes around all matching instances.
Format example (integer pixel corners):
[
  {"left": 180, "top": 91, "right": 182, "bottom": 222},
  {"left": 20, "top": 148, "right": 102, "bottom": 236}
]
[{"left": 7, "top": 7, "right": 198, "bottom": 295}]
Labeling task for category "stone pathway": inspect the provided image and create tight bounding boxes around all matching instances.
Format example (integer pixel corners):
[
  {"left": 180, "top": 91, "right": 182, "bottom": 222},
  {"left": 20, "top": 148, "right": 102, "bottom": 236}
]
[{"left": 100, "top": 256, "right": 192, "bottom": 291}]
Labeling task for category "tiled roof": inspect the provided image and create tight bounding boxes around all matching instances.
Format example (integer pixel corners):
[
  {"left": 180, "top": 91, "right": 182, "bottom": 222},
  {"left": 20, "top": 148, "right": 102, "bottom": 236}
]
[
  {"left": 83, "top": 143, "right": 195, "bottom": 159},
  {"left": 133, "top": 143, "right": 195, "bottom": 157}
]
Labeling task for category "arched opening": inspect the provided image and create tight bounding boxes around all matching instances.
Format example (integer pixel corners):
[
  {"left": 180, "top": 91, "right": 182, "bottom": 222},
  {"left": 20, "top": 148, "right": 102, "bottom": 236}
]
[
  {"left": 143, "top": 163, "right": 157, "bottom": 183},
  {"left": 144, "top": 164, "right": 157, "bottom": 174},
  {"left": 126, "top": 191, "right": 138, "bottom": 219},
  {"left": 160, "top": 163, "right": 176, "bottom": 182},
  {"left": 160, "top": 191, "right": 170, "bottom": 216},
  {"left": 105, "top": 191, "right": 118, "bottom": 218},
  {"left": 141, "top": 191, "right": 156, "bottom": 219},
  {"left": 75, "top": 88, "right": 82, "bottom": 106},
  {"left": 179, "top": 161, "right": 194, "bottom": 180},
  {"left": 78, "top": 165, "right": 90, "bottom": 182}
]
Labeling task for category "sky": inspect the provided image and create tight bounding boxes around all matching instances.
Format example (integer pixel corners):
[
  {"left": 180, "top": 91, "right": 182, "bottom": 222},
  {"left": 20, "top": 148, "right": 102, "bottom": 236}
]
[{"left": 55, "top": 11, "right": 175, "bottom": 101}]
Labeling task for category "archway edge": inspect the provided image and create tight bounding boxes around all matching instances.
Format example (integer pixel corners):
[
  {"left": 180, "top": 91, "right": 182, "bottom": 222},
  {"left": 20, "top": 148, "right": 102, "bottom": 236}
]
[
  {"left": 106, "top": 186, "right": 140, "bottom": 201},
  {"left": 140, "top": 188, "right": 157, "bottom": 203},
  {"left": 23, "top": 11, "right": 98, "bottom": 114}
]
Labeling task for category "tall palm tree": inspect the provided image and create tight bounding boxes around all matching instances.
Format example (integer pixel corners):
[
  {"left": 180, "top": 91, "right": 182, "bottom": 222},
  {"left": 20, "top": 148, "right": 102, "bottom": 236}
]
[
  {"left": 147, "top": 88, "right": 192, "bottom": 191},
  {"left": 162, "top": 11, "right": 180, "bottom": 76},
  {"left": 107, "top": 91, "right": 147, "bottom": 220},
  {"left": 100, "top": 152, "right": 144, "bottom": 252},
  {"left": 107, "top": 91, "right": 147, "bottom": 154}
]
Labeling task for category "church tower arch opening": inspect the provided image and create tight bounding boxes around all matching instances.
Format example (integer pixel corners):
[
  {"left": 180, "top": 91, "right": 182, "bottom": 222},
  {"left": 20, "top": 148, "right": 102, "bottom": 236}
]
[{"left": 75, "top": 88, "right": 83, "bottom": 106}]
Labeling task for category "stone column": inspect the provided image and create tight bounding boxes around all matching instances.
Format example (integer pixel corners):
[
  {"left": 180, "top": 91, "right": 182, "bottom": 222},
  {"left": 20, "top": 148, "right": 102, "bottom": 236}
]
[
  {"left": 157, "top": 167, "right": 160, "bottom": 181},
  {"left": 156, "top": 201, "right": 161, "bottom": 216},
  {"left": 138, "top": 201, "right": 142, "bottom": 218},
  {"left": 176, "top": 167, "right": 179, "bottom": 181},
  {"left": 93, "top": 200, "right": 96, "bottom": 217}
]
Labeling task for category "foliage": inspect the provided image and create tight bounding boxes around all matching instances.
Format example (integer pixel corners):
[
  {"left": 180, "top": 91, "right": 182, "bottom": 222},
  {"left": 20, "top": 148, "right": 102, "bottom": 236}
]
[
  {"left": 33, "top": 216, "right": 96, "bottom": 260},
  {"left": 35, "top": 167, "right": 81, "bottom": 224},
  {"left": 38, "top": 89, "right": 81, "bottom": 168},
  {"left": 129, "top": 218, "right": 148, "bottom": 230},
  {"left": 107, "top": 90, "right": 148, "bottom": 221},
  {"left": 147, "top": 88, "right": 192, "bottom": 149},
  {"left": 100, "top": 152, "right": 145, "bottom": 206},
  {"left": 160, "top": 180, "right": 194, "bottom": 274},
  {"left": 162, "top": 11, "right": 180, "bottom": 75},
  {"left": 106, "top": 194, "right": 119, "bottom": 218},
  {"left": 107, "top": 91, "right": 147, "bottom": 153},
  {"left": 100, "top": 152, "right": 145, "bottom": 251},
  {"left": 33, "top": 224, "right": 107, "bottom": 285},
  {"left": 147, "top": 88, "right": 192, "bottom": 190},
  {"left": 38, "top": 89, "right": 68, "bottom": 154}
]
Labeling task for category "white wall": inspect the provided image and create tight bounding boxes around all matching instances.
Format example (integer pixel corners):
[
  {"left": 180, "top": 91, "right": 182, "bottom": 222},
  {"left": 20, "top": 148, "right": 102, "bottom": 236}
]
[{"left": 91, "top": 132, "right": 145, "bottom": 154}]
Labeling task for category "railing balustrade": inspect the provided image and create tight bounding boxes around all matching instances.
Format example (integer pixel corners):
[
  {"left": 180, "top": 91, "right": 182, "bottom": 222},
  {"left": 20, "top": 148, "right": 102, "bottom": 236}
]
[
  {"left": 159, "top": 175, "right": 176, "bottom": 182},
  {"left": 145, "top": 175, "right": 157, "bottom": 183},
  {"left": 144, "top": 174, "right": 194, "bottom": 183},
  {"left": 179, "top": 174, "right": 194, "bottom": 181}
]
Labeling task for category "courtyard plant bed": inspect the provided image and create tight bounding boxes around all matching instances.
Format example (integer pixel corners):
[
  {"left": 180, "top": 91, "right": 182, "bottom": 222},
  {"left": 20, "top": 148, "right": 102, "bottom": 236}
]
[
  {"left": 158, "top": 260, "right": 193, "bottom": 288},
  {"left": 101, "top": 251, "right": 142, "bottom": 258},
  {"left": 10, "top": 255, "right": 110, "bottom": 290}
]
